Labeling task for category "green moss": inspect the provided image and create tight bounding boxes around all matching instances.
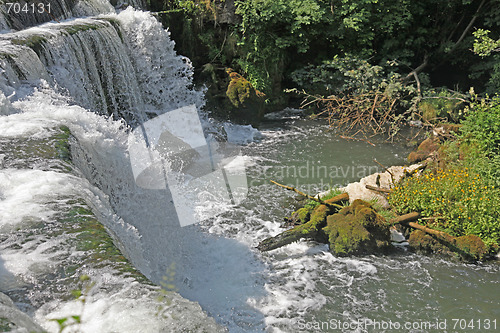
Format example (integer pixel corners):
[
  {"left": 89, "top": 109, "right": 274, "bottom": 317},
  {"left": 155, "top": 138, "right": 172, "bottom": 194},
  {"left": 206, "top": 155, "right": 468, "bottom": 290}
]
[
  {"left": 0, "top": 126, "right": 72, "bottom": 171},
  {"left": 455, "top": 235, "right": 488, "bottom": 261},
  {"left": 0, "top": 318, "right": 13, "bottom": 332},
  {"left": 11, "top": 35, "right": 47, "bottom": 55},
  {"left": 226, "top": 69, "right": 254, "bottom": 108},
  {"left": 61, "top": 200, "right": 149, "bottom": 283},
  {"left": 408, "top": 230, "right": 449, "bottom": 255},
  {"left": 289, "top": 207, "right": 311, "bottom": 225},
  {"left": 55, "top": 125, "right": 72, "bottom": 162},
  {"left": 61, "top": 23, "right": 102, "bottom": 36},
  {"left": 323, "top": 200, "right": 391, "bottom": 256},
  {"left": 408, "top": 230, "right": 488, "bottom": 262}
]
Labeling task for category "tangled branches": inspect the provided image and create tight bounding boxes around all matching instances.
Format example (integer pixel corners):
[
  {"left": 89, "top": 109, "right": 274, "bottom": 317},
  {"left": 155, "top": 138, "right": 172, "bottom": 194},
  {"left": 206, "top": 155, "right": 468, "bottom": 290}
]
[{"left": 291, "top": 88, "right": 413, "bottom": 140}]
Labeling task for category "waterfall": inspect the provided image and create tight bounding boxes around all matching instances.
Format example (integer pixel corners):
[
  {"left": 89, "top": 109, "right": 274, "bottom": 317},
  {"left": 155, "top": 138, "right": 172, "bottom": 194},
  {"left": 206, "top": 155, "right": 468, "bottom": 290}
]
[
  {"left": 0, "top": 9, "right": 204, "bottom": 120},
  {"left": 0, "top": 0, "right": 115, "bottom": 31},
  {"left": 0, "top": 3, "right": 267, "bottom": 332}
]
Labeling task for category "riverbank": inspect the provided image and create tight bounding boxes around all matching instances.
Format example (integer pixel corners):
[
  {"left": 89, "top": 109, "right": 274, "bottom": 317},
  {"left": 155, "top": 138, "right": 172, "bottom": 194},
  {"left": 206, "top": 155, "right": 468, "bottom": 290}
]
[
  {"left": 287, "top": 99, "right": 500, "bottom": 262},
  {"left": 246, "top": 117, "right": 499, "bottom": 332}
]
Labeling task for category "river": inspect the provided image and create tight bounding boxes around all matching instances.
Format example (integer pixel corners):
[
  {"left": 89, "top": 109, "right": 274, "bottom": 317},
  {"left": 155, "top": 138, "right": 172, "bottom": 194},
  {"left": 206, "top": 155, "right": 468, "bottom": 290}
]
[{"left": 0, "top": 3, "right": 498, "bottom": 333}]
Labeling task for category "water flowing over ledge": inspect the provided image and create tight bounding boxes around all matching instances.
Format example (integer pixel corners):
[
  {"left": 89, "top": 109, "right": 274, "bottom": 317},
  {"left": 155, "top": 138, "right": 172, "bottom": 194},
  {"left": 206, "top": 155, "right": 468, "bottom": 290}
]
[{"left": 1, "top": 2, "right": 499, "bottom": 332}]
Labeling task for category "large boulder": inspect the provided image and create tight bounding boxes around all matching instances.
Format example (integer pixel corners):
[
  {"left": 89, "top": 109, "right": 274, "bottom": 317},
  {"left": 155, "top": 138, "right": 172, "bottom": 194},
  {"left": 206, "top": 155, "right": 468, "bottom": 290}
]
[{"left": 409, "top": 230, "right": 488, "bottom": 261}]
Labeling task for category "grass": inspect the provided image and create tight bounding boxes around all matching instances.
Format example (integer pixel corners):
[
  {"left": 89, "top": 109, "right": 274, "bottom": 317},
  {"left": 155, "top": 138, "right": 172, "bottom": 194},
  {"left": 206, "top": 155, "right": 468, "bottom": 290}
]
[{"left": 303, "top": 187, "right": 345, "bottom": 210}]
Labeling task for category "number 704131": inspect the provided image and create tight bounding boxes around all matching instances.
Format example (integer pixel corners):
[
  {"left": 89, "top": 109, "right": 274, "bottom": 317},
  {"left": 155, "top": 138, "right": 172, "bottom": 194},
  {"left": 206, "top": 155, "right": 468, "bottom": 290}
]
[{"left": 5, "top": 2, "right": 51, "bottom": 14}]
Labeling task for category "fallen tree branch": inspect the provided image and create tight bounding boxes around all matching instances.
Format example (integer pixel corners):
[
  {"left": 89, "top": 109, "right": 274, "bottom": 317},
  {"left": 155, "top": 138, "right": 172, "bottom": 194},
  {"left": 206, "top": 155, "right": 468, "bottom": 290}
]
[
  {"left": 365, "top": 184, "right": 392, "bottom": 193},
  {"left": 373, "top": 159, "right": 395, "bottom": 185},
  {"left": 339, "top": 135, "right": 376, "bottom": 147},
  {"left": 387, "top": 212, "right": 421, "bottom": 226},
  {"left": 404, "top": 221, "right": 452, "bottom": 240},
  {"left": 270, "top": 180, "right": 344, "bottom": 209}
]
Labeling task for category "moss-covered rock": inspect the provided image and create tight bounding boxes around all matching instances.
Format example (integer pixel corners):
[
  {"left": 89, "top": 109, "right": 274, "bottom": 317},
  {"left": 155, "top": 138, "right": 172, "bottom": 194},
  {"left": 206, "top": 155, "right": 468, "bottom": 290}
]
[
  {"left": 408, "top": 230, "right": 450, "bottom": 255},
  {"left": 258, "top": 195, "right": 348, "bottom": 252},
  {"left": 285, "top": 207, "right": 312, "bottom": 226},
  {"left": 225, "top": 68, "right": 265, "bottom": 123},
  {"left": 322, "top": 200, "right": 391, "bottom": 256},
  {"left": 408, "top": 230, "right": 488, "bottom": 261},
  {"left": 455, "top": 235, "right": 488, "bottom": 261}
]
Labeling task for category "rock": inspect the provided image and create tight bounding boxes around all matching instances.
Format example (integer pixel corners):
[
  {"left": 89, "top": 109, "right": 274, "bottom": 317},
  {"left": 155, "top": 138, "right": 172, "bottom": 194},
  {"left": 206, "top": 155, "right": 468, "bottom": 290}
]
[
  {"left": 322, "top": 200, "right": 391, "bottom": 256},
  {"left": 408, "top": 230, "right": 449, "bottom": 255},
  {"left": 333, "top": 164, "right": 423, "bottom": 208},
  {"left": 225, "top": 68, "right": 266, "bottom": 123},
  {"left": 455, "top": 235, "right": 488, "bottom": 261},
  {"left": 408, "top": 138, "right": 440, "bottom": 163},
  {"left": 409, "top": 120, "right": 423, "bottom": 127},
  {"left": 408, "top": 230, "right": 488, "bottom": 261},
  {"left": 0, "top": 292, "right": 45, "bottom": 332}
]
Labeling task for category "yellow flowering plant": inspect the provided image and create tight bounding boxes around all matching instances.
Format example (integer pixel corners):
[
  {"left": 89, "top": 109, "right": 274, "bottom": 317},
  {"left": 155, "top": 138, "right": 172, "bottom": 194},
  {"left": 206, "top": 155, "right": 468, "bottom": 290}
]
[{"left": 389, "top": 167, "right": 500, "bottom": 251}]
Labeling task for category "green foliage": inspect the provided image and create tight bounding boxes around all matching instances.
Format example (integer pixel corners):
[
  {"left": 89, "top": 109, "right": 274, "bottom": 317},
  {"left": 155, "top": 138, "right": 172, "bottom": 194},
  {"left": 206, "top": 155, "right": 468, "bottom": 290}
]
[
  {"left": 50, "top": 275, "right": 94, "bottom": 333},
  {"left": 473, "top": 29, "right": 500, "bottom": 57},
  {"left": 389, "top": 168, "right": 500, "bottom": 251},
  {"left": 460, "top": 96, "right": 500, "bottom": 157},
  {"left": 234, "top": 0, "right": 333, "bottom": 94},
  {"left": 472, "top": 29, "right": 500, "bottom": 94},
  {"left": 418, "top": 90, "right": 466, "bottom": 123},
  {"left": 291, "top": 56, "right": 415, "bottom": 98},
  {"left": 368, "top": 197, "right": 397, "bottom": 222},
  {"left": 226, "top": 69, "right": 254, "bottom": 107}
]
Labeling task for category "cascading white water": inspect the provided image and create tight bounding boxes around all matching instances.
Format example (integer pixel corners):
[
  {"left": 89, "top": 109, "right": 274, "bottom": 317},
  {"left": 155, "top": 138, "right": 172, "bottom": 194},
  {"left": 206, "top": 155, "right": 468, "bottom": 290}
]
[
  {"left": 0, "top": 6, "right": 268, "bottom": 332},
  {"left": 2, "top": 3, "right": 500, "bottom": 331},
  {"left": 0, "top": 10, "right": 203, "bottom": 119},
  {"left": 0, "top": 86, "right": 225, "bottom": 332},
  {"left": 0, "top": 0, "right": 115, "bottom": 31}
]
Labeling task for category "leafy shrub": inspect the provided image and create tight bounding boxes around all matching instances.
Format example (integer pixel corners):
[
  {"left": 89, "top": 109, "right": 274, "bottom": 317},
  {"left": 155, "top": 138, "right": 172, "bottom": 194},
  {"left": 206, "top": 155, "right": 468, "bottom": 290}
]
[
  {"left": 460, "top": 96, "right": 500, "bottom": 158},
  {"left": 389, "top": 168, "right": 500, "bottom": 251},
  {"left": 291, "top": 56, "right": 406, "bottom": 96},
  {"left": 418, "top": 90, "right": 466, "bottom": 123}
]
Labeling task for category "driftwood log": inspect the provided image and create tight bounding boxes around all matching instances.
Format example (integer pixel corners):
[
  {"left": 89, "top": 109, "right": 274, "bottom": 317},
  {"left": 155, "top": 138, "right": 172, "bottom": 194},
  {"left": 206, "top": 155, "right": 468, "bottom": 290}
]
[
  {"left": 365, "top": 184, "right": 392, "bottom": 193},
  {"left": 270, "top": 180, "right": 344, "bottom": 209},
  {"left": 257, "top": 192, "right": 349, "bottom": 252}
]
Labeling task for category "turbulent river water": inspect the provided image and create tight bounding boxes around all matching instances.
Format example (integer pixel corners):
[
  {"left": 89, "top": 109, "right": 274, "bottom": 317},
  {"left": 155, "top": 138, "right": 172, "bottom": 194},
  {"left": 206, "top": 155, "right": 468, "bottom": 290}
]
[{"left": 0, "top": 2, "right": 498, "bottom": 332}]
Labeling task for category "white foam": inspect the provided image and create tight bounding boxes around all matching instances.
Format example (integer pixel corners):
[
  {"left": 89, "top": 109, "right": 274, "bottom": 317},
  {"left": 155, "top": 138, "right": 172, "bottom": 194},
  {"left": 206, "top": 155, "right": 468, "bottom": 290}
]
[
  {"left": 36, "top": 281, "right": 223, "bottom": 333},
  {"left": 0, "top": 169, "right": 79, "bottom": 230},
  {"left": 224, "top": 122, "right": 263, "bottom": 144}
]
